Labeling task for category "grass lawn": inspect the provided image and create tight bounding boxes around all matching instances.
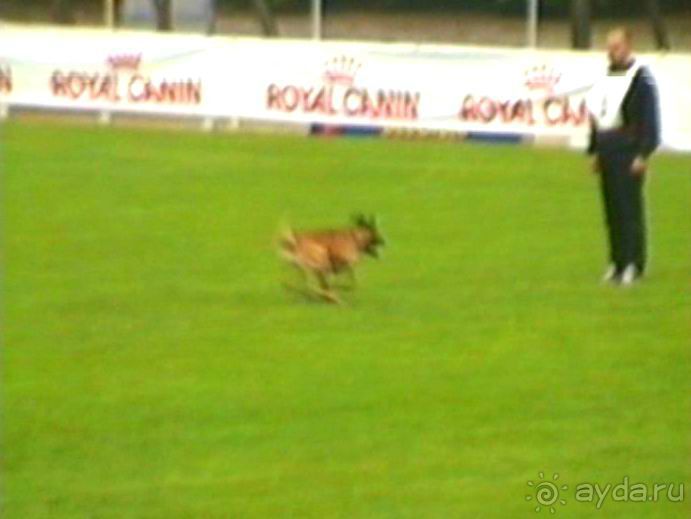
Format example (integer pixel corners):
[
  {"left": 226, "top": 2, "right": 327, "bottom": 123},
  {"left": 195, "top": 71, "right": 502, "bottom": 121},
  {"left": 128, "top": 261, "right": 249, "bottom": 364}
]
[{"left": 2, "top": 121, "right": 690, "bottom": 518}]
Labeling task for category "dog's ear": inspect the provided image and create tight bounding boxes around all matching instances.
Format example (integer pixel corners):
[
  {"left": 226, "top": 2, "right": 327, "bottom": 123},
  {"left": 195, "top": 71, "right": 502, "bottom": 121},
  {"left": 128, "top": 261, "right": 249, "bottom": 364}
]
[{"left": 352, "top": 213, "right": 367, "bottom": 227}]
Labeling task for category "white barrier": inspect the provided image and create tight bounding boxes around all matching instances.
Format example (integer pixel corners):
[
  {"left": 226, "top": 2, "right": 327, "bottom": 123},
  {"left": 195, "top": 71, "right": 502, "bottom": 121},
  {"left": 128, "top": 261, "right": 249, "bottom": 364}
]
[{"left": 1, "top": 23, "right": 690, "bottom": 151}]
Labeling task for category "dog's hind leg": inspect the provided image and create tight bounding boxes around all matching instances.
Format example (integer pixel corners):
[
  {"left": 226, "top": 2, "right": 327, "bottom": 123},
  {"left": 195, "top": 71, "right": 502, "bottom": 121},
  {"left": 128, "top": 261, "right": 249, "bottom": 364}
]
[{"left": 282, "top": 264, "right": 314, "bottom": 299}]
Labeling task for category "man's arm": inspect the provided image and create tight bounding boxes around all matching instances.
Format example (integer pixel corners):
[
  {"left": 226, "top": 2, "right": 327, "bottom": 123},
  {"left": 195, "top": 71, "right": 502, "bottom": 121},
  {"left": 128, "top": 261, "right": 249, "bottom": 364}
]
[
  {"left": 587, "top": 115, "right": 598, "bottom": 156},
  {"left": 635, "top": 67, "right": 661, "bottom": 159},
  {"left": 587, "top": 115, "right": 601, "bottom": 173}
]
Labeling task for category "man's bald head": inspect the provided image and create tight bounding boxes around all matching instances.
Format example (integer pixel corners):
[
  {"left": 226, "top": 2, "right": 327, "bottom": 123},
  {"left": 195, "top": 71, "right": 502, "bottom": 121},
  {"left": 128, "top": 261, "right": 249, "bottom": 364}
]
[{"left": 607, "top": 27, "right": 634, "bottom": 68}]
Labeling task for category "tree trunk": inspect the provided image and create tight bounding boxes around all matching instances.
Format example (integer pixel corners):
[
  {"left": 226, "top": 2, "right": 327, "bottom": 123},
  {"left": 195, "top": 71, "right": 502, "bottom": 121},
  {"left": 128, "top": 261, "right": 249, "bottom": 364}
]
[
  {"left": 114, "top": 0, "right": 123, "bottom": 27},
  {"left": 570, "top": 0, "right": 591, "bottom": 50},
  {"left": 251, "top": 0, "right": 279, "bottom": 37},
  {"left": 51, "top": 0, "right": 75, "bottom": 24},
  {"left": 646, "top": 0, "right": 671, "bottom": 50},
  {"left": 152, "top": 0, "right": 172, "bottom": 31}
]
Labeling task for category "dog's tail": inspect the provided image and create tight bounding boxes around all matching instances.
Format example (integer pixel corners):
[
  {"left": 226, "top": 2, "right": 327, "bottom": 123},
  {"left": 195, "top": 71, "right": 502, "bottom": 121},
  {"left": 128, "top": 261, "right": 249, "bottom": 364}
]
[{"left": 276, "top": 221, "right": 298, "bottom": 260}]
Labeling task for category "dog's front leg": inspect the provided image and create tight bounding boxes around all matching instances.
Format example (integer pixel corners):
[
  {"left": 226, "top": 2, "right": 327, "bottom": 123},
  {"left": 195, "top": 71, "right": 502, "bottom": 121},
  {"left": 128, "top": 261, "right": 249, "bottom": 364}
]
[
  {"left": 334, "top": 266, "right": 357, "bottom": 291},
  {"left": 315, "top": 272, "right": 340, "bottom": 304}
]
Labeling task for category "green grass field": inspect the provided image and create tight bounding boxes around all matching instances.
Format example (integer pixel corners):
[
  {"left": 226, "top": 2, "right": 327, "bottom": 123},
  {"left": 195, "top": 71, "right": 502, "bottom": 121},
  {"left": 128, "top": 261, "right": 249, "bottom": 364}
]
[{"left": 2, "top": 121, "right": 690, "bottom": 518}]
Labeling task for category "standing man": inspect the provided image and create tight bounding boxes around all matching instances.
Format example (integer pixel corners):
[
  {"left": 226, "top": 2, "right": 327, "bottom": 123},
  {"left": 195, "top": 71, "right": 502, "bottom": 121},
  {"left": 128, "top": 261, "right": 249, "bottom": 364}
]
[{"left": 587, "top": 27, "right": 661, "bottom": 286}]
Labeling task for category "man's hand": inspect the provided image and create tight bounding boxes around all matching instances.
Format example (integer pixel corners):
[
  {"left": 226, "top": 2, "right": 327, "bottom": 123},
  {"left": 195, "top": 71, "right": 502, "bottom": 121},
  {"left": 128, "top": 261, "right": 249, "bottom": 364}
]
[
  {"left": 631, "top": 156, "right": 648, "bottom": 176},
  {"left": 592, "top": 157, "right": 601, "bottom": 174}
]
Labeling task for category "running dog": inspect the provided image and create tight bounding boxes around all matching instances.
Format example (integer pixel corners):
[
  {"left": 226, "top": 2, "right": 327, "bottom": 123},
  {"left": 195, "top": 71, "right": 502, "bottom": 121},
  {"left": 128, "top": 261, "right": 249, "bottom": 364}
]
[{"left": 279, "top": 214, "right": 385, "bottom": 303}]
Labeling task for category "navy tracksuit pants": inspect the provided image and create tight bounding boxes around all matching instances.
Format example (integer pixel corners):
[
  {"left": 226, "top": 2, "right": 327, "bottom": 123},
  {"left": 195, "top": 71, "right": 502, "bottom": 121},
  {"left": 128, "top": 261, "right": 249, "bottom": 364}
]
[{"left": 596, "top": 131, "right": 647, "bottom": 274}]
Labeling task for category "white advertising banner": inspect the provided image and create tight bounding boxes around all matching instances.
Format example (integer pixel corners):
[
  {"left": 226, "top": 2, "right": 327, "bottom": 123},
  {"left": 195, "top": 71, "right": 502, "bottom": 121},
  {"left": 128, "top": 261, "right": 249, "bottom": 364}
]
[{"left": 1, "top": 24, "right": 690, "bottom": 151}]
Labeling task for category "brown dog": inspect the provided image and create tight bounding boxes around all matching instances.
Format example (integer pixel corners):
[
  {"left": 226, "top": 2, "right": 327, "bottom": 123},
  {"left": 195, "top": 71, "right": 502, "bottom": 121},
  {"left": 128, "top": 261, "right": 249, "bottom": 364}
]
[{"left": 279, "top": 214, "right": 385, "bottom": 303}]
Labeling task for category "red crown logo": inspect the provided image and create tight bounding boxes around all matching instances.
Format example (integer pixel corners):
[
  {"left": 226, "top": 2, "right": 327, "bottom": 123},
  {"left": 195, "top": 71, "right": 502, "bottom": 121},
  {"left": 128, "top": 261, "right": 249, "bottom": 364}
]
[
  {"left": 106, "top": 53, "right": 142, "bottom": 71},
  {"left": 524, "top": 65, "right": 562, "bottom": 92},
  {"left": 323, "top": 55, "right": 362, "bottom": 85}
]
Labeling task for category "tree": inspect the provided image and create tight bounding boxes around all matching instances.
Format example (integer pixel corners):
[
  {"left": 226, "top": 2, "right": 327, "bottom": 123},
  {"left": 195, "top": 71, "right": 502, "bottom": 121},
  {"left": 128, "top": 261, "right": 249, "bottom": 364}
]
[
  {"left": 152, "top": 0, "right": 172, "bottom": 31},
  {"left": 51, "top": 0, "right": 75, "bottom": 24},
  {"left": 251, "top": 0, "right": 279, "bottom": 36},
  {"left": 646, "top": 0, "right": 671, "bottom": 50},
  {"left": 569, "top": 0, "right": 670, "bottom": 51},
  {"left": 114, "top": 0, "right": 124, "bottom": 27},
  {"left": 570, "top": 0, "right": 591, "bottom": 49}
]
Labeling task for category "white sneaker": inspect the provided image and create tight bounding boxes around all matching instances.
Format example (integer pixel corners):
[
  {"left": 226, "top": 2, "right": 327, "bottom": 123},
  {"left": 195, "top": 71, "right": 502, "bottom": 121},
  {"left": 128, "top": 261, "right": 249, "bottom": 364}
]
[
  {"left": 602, "top": 264, "right": 619, "bottom": 284},
  {"left": 619, "top": 264, "right": 638, "bottom": 286}
]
